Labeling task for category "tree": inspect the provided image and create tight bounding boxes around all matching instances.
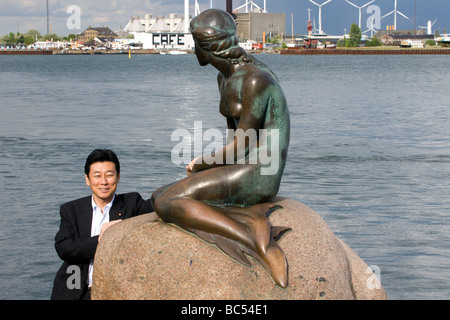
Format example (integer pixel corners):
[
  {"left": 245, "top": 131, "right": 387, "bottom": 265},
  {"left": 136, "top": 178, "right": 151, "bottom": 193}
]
[
  {"left": 424, "top": 39, "right": 436, "bottom": 47},
  {"left": 365, "top": 37, "right": 381, "bottom": 47},
  {"left": 24, "top": 36, "right": 35, "bottom": 46},
  {"left": 349, "top": 23, "right": 362, "bottom": 47},
  {"left": 62, "top": 34, "right": 77, "bottom": 41},
  {"left": 26, "top": 29, "right": 42, "bottom": 40},
  {"left": 17, "top": 34, "right": 25, "bottom": 44},
  {"left": 8, "top": 32, "right": 16, "bottom": 43},
  {"left": 337, "top": 37, "right": 345, "bottom": 47},
  {"left": 43, "top": 33, "right": 61, "bottom": 41}
]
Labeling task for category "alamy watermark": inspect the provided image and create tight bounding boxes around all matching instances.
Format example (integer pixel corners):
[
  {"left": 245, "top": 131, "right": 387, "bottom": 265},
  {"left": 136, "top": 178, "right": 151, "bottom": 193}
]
[
  {"left": 66, "top": 5, "right": 81, "bottom": 30},
  {"left": 366, "top": 265, "right": 382, "bottom": 290},
  {"left": 171, "top": 121, "right": 280, "bottom": 176},
  {"left": 62, "top": 4, "right": 384, "bottom": 37},
  {"left": 366, "top": 5, "right": 381, "bottom": 30},
  {"left": 66, "top": 265, "right": 81, "bottom": 290}
]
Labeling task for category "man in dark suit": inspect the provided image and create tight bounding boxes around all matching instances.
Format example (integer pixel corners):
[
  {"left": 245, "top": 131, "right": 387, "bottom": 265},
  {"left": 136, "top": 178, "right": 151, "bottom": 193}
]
[{"left": 51, "top": 149, "right": 153, "bottom": 300}]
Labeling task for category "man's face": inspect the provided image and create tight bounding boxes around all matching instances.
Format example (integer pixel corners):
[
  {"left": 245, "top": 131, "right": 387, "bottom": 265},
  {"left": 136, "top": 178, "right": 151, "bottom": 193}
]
[{"left": 85, "top": 161, "right": 120, "bottom": 207}]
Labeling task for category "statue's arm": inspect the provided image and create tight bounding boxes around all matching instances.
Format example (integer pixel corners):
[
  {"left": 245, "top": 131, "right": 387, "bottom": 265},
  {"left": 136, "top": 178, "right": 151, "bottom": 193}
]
[{"left": 191, "top": 73, "right": 271, "bottom": 173}]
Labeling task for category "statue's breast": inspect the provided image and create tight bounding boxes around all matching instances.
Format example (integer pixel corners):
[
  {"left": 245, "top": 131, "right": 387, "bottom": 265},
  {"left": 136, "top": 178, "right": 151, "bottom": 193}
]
[
  {"left": 228, "top": 101, "right": 242, "bottom": 119},
  {"left": 220, "top": 79, "right": 243, "bottom": 120}
]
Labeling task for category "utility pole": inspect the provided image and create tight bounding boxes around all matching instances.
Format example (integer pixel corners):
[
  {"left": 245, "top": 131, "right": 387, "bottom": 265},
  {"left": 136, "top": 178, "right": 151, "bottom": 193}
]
[
  {"left": 47, "top": 0, "right": 50, "bottom": 35},
  {"left": 414, "top": 0, "right": 417, "bottom": 32},
  {"left": 226, "top": 0, "right": 232, "bottom": 15}
]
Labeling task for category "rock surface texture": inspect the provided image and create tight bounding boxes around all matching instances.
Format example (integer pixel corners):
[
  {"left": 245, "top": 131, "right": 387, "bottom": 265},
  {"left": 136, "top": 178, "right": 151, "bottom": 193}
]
[{"left": 92, "top": 197, "right": 387, "bottom": 300}]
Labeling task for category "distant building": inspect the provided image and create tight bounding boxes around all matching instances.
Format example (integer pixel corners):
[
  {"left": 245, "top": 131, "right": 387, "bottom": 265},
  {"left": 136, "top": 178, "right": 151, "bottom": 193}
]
[
  {"left": 125, "top": 14, "right": 189, "bottom": 34},
  {"left": 374, "top": 29, "right": 434, "bottom": 46},
  {"left": 123, "top": 13, "right": 194, "bottom": 50},
  {"left": 235, "top": 12, "right": 286, "bottom": 42},
  {"left": 78, "top": 26, "right": 118, "bottom": 43}
]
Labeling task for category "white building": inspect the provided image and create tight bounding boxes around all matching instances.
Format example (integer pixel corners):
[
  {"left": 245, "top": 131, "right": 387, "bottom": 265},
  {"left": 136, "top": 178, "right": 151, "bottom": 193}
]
[
  {"left": 124, "top": 12, "right": 194, "bottom": 50},
  {"left": 123, "top": 0, "right": 255, "bottom": 52},
  {"left": 29, "top": 41, "right": 70, "bottom": 50}
]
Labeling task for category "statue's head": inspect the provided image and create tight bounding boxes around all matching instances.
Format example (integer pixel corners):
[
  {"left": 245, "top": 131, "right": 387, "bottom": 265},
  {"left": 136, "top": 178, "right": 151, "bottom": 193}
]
[{"left": 190, "top": 9, "right": 244, "bottom": 64}]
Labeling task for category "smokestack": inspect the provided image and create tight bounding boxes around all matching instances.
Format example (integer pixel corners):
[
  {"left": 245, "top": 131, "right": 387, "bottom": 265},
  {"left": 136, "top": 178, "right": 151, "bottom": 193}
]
[
  {"left": 185, "top": 0, "right": 189, "bottom": 33},
  {"left": 226, "top": 0, "right": 232, "bottom": 15}
]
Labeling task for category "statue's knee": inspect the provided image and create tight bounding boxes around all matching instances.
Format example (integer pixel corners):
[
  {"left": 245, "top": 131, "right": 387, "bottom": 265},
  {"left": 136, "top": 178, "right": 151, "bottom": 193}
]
[{"left": 153, "top": 195, "right": 170, "bottom": 218}]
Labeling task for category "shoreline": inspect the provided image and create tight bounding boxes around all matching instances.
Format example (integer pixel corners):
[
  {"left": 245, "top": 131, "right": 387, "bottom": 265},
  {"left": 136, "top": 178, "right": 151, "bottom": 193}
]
[
  {"left": 0, "top": 49, "right": 187, "bottom": 55},
  {"left": 280, "top": 48, "right": 450, "bottom": 55},
  {"left": 2, "top": 48, "right": 450, "bottom": 56}
]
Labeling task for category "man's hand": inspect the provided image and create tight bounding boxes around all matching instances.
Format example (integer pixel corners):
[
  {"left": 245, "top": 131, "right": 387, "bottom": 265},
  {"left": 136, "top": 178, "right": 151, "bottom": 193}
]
[{"left": 98, "top": 220, "right": 122, "bottom": 242}]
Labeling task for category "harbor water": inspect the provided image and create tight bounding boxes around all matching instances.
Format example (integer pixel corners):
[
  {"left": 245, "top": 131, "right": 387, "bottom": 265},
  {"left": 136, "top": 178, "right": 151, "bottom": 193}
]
[{"left": 0, "top": 53, "right": 449, "bottom": 300}]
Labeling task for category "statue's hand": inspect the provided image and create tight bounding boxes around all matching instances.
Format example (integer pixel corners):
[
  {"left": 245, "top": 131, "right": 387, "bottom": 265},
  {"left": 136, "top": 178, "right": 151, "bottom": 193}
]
[{"left": 186, "top": 156, "right": 202, "bottom": 176}]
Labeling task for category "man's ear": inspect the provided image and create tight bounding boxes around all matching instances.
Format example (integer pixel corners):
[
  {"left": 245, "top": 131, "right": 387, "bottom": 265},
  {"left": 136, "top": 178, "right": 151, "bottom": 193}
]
[{"left": 85, "top": 174, "right": 90, "bottom": 186}]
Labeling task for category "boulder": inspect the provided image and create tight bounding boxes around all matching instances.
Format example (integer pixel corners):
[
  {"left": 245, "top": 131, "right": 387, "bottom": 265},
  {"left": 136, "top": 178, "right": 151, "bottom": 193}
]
[{"left": 92, "top": 197, "right": 387, "bottom": 300}]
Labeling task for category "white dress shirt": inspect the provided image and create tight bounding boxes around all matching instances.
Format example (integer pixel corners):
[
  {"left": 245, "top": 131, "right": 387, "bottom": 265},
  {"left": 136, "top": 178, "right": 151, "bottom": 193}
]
[{"left": 87, "top": 194, "right": 114, "bottom": 286}]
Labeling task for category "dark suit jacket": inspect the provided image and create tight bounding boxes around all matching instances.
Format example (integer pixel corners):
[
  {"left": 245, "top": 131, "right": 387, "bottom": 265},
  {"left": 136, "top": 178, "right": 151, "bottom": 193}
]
[{"left": 51, "top": 192, "right": 153, "bottom": 300}]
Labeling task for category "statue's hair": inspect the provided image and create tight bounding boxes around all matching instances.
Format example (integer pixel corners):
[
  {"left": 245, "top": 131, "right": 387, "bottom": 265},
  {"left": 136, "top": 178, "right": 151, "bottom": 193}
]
[{"left": 190, "top": 9, "right": 250, "bottom": 64}]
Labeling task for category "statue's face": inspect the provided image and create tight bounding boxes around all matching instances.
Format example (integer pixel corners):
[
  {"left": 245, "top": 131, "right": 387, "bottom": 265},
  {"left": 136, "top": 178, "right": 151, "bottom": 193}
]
[{"left": 194, "top": 41, "right": 209, "bottom": 66}]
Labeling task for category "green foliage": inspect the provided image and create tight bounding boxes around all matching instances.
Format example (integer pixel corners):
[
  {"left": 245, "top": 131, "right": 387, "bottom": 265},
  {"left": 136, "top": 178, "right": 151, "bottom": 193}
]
[
  {"left": 42, "top": 33, "right": 61, "bottom": 41},
  {"left": 267, "top": 35, "right": 282, "bottom": 44},
  {"left": 23, "top": 36, "right": 35, "bottom": 46},
  {"left": 336, "top": 38, "right": 345, "bottom": 47},
  {"left": 25, "top": 29, "right": 42, "bottom": 39},
  {"left": 0, "top": 29, "right": 77, "bottom": 45},
  {"left": 337, "top": 24, "right": 363, "bottom": 48},
  {"left": 365, "top": 37, "right": 382, "bottom": 47},
  {"left": 62, "top": 34, "right": 77, "bottom": 41},
  {"left": 337, "top": 37, "right": 352, "bottom": 47},
  {"left": 349, "top": 23, "right": 362, "bottom": 47}
]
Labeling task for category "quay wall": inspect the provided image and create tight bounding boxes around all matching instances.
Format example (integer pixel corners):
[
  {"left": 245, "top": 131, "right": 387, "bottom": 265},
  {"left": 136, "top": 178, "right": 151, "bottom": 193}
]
[
  {"left": 0, "top": 50, "right": 53, "bottom": 55},
  {"left": 281, "top": 48, "right": 450, "bottom": 55}
]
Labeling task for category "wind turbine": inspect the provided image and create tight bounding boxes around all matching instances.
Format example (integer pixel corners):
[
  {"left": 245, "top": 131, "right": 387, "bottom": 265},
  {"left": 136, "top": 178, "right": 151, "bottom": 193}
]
[
  {"left": 382, "top": 0, "right": 409, "bottom": 31},
  {"left": 345, "top": 0, "right": 375, "bottom": 29},
  {"left": 309, "top": 0, "right": 332, "bottom": 35},
  {"left": 364, "top": 15, "right": 377, "bottom": 37},
  {"left": 195, "top": 0, "right": 201, "bottom": 16},
  {"left": 419, "top": 19, "right": 437, "bottom": 35},
  {"left": 234, "top": 1, "right": 267, "bottom": 13}
]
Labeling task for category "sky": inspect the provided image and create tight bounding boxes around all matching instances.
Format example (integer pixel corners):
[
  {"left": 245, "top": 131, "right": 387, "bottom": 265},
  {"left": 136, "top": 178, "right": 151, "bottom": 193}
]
[{"left": 1, "top": 0, "right": 449, "bottom": 37}]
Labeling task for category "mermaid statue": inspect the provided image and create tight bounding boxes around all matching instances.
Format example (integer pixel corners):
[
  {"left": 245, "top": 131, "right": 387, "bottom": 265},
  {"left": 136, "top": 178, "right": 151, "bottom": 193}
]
[{"left": 152, "top": 9, "right": 291, "bottom": 288}]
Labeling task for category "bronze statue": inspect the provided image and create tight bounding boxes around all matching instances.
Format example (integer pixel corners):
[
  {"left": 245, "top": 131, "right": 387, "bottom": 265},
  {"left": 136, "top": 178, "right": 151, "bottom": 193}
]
[{"left": 152, "top": 9, "right": 291, "bottom": 288}]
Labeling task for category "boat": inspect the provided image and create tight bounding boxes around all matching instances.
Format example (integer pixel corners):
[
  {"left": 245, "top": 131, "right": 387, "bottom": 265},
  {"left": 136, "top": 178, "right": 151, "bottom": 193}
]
[
  {"left": 160, "top": 50, "right": 187, "bottom": 55},
  {"left": 168, "top": 50, "right": 187, "bottom": 55},
  {"left": 436, "top": 34, "right": 450, "bottom": 44},
  {"left": 400, "top": 40, "right": 424, "bottom": 48}
]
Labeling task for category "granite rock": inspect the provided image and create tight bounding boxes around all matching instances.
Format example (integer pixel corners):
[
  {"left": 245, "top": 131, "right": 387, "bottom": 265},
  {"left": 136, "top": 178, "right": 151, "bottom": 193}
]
[{"left": 92, "top": 197, "right": 387, "bottom": 300}]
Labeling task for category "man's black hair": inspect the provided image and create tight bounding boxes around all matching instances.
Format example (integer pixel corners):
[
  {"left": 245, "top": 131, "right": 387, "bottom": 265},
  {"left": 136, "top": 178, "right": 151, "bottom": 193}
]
[{"left": 84, "top": 149, "right": 120, "bottom": 176}]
